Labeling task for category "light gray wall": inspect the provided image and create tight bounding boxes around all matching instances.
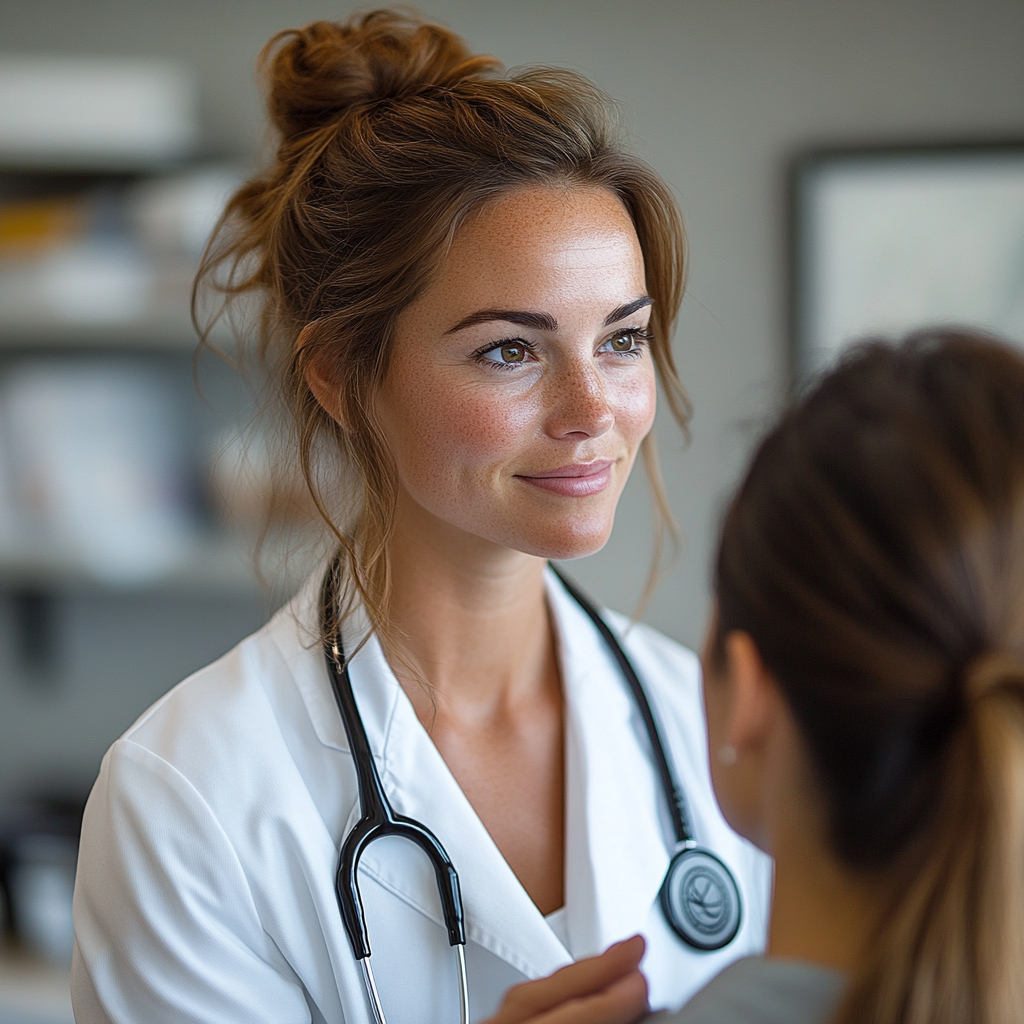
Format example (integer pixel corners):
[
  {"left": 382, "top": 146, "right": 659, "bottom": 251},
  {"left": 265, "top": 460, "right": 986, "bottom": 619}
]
[{"left": 2, "top": 0, "right": 1023, "bottom": 650}]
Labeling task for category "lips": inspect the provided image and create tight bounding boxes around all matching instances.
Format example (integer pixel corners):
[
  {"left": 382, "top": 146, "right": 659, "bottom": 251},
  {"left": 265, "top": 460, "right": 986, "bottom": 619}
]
[{"left": 516, "top": 459, "right": 614, "bottom": 497}]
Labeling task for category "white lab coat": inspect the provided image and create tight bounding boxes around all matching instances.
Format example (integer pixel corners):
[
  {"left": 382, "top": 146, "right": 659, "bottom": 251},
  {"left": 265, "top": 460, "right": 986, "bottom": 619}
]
[{"left": 71, "top": 567, "right": 771, "bottom": 1024}]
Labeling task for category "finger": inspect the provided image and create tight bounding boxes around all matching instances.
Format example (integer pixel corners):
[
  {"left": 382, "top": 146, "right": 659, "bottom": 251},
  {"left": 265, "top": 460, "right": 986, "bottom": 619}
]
[
  {"left": 498, "top": 937, "right": 646, "bottom": 1019},
  {"left": 530, "top": 969, "right": 649, "bottom": 1024},
  {"left": 502, "top": 937, "right": 645, "bottom": 1016}
]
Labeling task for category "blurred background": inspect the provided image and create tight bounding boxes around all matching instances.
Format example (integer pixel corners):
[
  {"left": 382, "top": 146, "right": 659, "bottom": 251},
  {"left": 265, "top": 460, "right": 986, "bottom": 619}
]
[{"left": 0, "top": 1, "right": 1022, "bottom": 1020}]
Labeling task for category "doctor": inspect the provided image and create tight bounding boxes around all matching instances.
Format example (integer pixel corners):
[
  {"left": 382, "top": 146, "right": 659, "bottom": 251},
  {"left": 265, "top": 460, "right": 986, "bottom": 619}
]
[{"left": 71, "top": 10, "right": 770, "bottom": 1024}]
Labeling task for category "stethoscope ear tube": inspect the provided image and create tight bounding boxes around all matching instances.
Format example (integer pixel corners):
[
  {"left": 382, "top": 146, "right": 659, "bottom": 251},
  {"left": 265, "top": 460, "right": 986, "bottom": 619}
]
[
  {"left": 335, "top": 818, "right": 378, "bottom": 960},
  {"left": 322, "top": 563, "right": 467, "bottom": 955},
  {"left": 333, "top": 788, "right": 468, "bottom": 954}
]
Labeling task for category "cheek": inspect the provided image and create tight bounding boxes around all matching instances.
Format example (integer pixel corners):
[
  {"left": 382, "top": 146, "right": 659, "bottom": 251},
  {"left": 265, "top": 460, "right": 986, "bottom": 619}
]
[
  {"left": 614, "top": 367, "right": 657, "bottom": 444},
  {"left": 390, "top": 379, "right": 538, "bottom": 479}
]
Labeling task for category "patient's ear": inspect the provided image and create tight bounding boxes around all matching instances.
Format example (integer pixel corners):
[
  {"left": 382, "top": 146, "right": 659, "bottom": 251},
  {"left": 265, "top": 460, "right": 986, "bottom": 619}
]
[
  {"left": 299, "top": 323, "right": 346, "bottom": 426},
  {"left": 701, "top": 624, "right": 781, "bottom": 850},
  {"left": 724, "top": 631, "right": 778, "bottom": 757}
]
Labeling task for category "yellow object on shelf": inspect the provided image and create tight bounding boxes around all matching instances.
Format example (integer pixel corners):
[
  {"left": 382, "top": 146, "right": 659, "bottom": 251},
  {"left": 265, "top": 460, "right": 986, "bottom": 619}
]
[{"left": 0, "top": 197, "right": 85, "bottom": 257}]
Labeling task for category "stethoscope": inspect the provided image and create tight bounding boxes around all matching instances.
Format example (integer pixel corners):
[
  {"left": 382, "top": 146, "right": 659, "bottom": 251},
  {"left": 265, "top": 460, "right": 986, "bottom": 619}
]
[{"left": 321, "top": 558, "right": 742, "bottom": 1024}]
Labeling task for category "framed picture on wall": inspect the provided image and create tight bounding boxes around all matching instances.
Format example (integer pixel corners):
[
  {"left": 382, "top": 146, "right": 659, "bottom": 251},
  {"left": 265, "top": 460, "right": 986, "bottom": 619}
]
[{"left": 790, "top": 141, "right": 1024, "bottom": 377}]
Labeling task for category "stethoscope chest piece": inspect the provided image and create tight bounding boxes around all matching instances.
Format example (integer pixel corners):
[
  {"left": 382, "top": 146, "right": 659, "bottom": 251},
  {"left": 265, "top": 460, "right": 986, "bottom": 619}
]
[{"left": 660, "top": 845, "right": 742, "bottom": 951}]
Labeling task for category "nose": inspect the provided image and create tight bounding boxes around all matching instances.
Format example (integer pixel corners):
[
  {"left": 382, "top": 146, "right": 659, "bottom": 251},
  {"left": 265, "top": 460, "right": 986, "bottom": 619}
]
[{"left": 544, "top": 358, "right": 615, "bottom": 440}]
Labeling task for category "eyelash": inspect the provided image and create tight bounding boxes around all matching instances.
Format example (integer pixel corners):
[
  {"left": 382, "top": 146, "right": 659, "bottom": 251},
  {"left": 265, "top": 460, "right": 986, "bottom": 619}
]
[{"left": 472, "top": 328, "right": 653, "bottom": 372}]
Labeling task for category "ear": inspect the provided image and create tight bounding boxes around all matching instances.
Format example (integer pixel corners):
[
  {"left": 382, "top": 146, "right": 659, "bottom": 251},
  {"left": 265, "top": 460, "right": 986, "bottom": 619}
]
[
  {"left": 700, "top": 624, "right": 779, "bottom": 850},
  {"left": 298, "top": 323, "right": 346, "bottom": 426},
  {"left": 723, "top": 631, "right": 780, "bottom": 759}
]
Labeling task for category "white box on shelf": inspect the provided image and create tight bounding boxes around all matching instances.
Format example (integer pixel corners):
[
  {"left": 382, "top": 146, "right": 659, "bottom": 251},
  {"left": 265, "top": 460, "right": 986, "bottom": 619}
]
[
  {"left": 0, "top": 361, "right": 197, "bottom": 585},
  {"left": 0, "top": 56, "right": 198, "bottom": 167},
  {"left": 0, "top": 242, "right": 154, "bottom": 325}
]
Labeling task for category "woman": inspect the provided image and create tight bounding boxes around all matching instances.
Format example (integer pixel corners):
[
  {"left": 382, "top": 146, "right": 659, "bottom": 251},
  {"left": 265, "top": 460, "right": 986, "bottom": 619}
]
[
  {"left": 494, "top": 328, "right": 1024, "bottom": 1024},
  {"left": 70, "top": 11, "right": 770, "bottom": 1024},
  {"left": 686, "top": 329, "right": 1024, "bottom": 1023}
]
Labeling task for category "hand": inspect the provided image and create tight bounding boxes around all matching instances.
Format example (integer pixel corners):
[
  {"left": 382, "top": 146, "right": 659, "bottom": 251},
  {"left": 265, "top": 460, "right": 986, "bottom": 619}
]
[{"left": 481, "top": 935, "right": 648, "bottom": 1024}]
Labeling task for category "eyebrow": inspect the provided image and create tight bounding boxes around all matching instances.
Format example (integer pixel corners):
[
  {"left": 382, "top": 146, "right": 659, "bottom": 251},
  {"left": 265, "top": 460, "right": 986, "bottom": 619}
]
[
  {"left": 604, "top": 296, "right": 653, "bottom": 325},
  {"left": 443, "top": 295, "right": 653, "bottom": 336},
  {"left": 444, "top": 309, "right": 557, "bottom": 334}
]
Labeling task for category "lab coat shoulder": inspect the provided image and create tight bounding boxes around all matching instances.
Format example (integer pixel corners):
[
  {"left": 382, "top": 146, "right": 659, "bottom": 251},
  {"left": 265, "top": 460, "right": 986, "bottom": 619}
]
[
  {"left": 114, "top": 606, "right": 334, "bottom": 829},
  {"left": 72, "top": 736, "right": 309, "bottom": 1024},
  {"left": 609, "top": 613, "right": 703, "bottom": 713},
  {"left": 73, "top": 595, "right": 362, "bottom": 1024}
]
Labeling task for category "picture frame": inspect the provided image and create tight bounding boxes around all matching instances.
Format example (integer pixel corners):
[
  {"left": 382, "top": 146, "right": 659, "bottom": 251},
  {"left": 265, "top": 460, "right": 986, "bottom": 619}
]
[{"left": 789, "top": 141, "right": 1024, "bottom": 377}]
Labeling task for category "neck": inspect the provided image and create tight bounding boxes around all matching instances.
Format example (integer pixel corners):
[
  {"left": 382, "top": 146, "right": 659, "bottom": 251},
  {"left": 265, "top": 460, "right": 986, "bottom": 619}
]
[
  {"left": 380, "top": 493, "right": 566, "bottom": 914},
  {"left": 384, "top": 494, "right": 556, "bottom": 720},
  {"left": 766, "top": 811, "right": 878, "bottom": 974}
]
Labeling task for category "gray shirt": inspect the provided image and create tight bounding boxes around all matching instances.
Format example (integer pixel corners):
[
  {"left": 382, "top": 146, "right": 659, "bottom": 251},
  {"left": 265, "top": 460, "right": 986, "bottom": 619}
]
[{"left": 651, "top": 957, "right": 847, "bottom": 1024}]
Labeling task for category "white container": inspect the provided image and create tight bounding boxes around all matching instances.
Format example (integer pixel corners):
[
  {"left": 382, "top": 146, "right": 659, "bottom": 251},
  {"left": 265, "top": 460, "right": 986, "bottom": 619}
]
[
  {"left": 1, "top": 362, "right": 196, "bottom": 584},
  {"left": 0, "top": 56, "right": 198, "bottom": 167}
]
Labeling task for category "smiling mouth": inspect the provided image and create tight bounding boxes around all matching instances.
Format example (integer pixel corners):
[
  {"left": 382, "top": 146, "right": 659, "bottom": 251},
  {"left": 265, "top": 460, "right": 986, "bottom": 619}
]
[{"left": 515, "top": 460, "right": 615, "bottom": 497}]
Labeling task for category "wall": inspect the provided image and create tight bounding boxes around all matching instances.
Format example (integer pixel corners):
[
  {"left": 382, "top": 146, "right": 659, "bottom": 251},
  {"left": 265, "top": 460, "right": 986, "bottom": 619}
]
[{"left": 0, "top": 0, "right": 1022, "bottom": 794}]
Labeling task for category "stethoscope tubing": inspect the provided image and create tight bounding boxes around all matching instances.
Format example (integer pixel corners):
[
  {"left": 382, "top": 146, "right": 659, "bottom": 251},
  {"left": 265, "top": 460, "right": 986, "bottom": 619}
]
[
  {"left": 549, "top": 567, "right": 743, "bottom": 951},
  {"left": 547, "top": 566, "right": 694, "bottom": 846}
]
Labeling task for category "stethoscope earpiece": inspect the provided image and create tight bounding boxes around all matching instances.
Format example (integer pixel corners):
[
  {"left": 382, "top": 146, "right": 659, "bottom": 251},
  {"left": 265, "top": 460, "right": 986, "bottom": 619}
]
[{"left": 660, "top": 845, "right": 743, "bottom": 951}]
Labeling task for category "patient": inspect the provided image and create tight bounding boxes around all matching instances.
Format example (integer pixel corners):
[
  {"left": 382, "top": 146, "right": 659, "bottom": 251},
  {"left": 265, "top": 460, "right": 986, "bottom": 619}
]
[{"left": 485, "top": 328, "right": 1024, "bottom": 1024}]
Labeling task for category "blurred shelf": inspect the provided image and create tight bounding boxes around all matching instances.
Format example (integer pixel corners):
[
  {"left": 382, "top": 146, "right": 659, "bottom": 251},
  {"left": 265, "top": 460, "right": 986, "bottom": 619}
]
[
  {"left": 0, "top": 532, "right": 318, "bottom": 599},
  {"left": 0, "top": 942, "right": 72, "bottom": 1024},
  {"left": 0, "top": 314, "right": 201, "bottom": 351},
  {"left": 0, "top": 291, "right": 234, "bottom": 353}
]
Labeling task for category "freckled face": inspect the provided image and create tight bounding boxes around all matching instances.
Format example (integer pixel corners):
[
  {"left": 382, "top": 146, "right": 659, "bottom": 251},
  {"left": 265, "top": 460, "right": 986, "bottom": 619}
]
[{"left": 375, "top": 186, "right": 657, "bottom": 559}]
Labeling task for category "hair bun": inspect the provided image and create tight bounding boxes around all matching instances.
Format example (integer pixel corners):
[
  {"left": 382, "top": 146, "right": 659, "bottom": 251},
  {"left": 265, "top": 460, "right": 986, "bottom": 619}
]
[{"left": 261, "top": 9, "right": 502, "bottom": 140}]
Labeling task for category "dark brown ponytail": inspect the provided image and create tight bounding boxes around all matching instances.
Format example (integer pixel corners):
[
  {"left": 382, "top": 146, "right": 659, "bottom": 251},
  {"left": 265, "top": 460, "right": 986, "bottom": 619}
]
[{"left": 715, "top": 330, "right": 1024, "bottom": 1024}]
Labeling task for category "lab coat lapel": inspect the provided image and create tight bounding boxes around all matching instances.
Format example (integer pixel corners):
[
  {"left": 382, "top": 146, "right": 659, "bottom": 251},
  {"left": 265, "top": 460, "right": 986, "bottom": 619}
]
[
  {"left": 338, "top": 617, "right": 573, "bottom": 981},
  {"left": 547, "top": 570, "right": 671, "bottom": 959}
]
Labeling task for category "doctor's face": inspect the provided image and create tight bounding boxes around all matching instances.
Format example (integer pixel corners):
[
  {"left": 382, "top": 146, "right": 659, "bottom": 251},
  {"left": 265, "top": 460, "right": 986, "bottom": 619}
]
[{"left": 375, "top": 186, "right": 656, "bottom": 560}]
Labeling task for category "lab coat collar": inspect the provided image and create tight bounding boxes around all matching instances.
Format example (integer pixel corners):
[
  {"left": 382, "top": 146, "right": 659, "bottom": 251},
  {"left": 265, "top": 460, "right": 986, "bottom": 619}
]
[
  {"left": 279, "top": 565, "right": 671, "bottom": 976},
  {"left": 280, "top": 568, "right": 572, "bottom": 979},
  {"left": 365, "top": 663, "right": 574, "bottom": 979},
  {"left": 282, "top": 567, "right": 392, "bottom": 757}
]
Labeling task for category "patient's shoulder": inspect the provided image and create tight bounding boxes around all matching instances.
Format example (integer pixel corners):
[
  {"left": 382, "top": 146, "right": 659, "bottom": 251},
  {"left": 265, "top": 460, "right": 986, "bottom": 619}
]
[{"left": 653, "top": 957, "right": 847, "bottom": 1024}]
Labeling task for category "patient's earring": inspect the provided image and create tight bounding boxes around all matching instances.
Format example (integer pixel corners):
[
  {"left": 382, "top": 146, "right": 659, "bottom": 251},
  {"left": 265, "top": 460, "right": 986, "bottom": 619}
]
[{"left": 717, "top": 744, "right": 738, "bottom": 766}]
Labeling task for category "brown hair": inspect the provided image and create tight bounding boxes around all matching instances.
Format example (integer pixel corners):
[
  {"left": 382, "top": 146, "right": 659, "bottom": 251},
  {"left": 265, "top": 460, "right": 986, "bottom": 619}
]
[
  {"left": 195, "top": 8, "right": 689, "bottom": 644},
  {"left": 715, "top": 329, "right": 1024, "bottom": 1023}
]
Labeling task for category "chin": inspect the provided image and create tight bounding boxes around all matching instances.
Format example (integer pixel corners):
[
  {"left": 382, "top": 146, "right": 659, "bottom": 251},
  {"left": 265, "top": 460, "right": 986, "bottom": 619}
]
[{"left": 510, "top": 518, "right": 614, "bottom": 561}]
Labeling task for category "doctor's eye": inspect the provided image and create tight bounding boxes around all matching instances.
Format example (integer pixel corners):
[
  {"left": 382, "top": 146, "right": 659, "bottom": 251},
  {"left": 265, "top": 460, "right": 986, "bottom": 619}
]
[
  {"left": 600, "top": 328, "right": 652, "bottom": 357},
  {"left": 474, "top": 339, "right": 536, "bottom": 371}
]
